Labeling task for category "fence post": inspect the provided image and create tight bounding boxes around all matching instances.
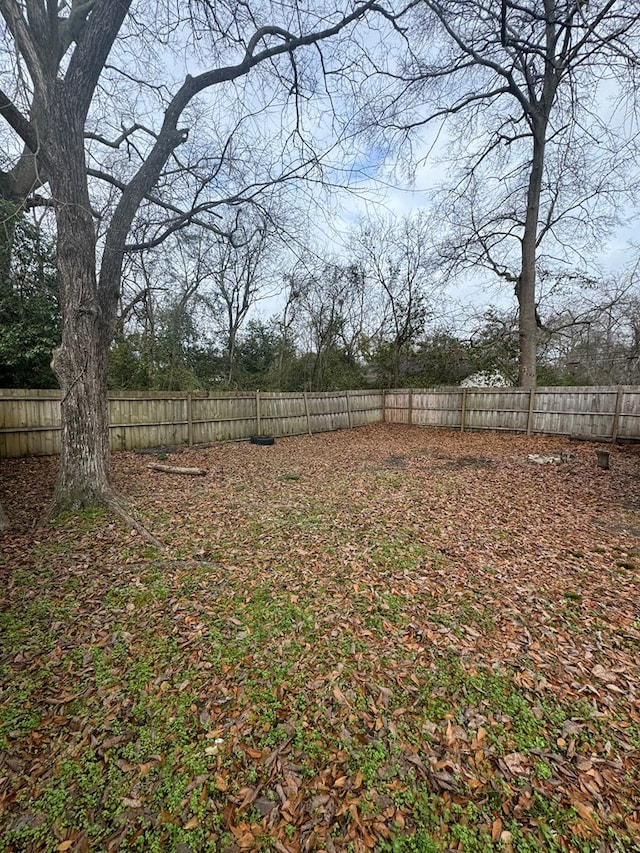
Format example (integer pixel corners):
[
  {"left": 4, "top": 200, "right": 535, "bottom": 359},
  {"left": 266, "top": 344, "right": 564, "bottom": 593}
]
[
  {"left": 612, "top": 386, "right": 623, "bottom": 444},
  {"left": 460, "top": 389, "right": 467, "bottom": 432},
  {"left": 303, "top": 391, "right": 313, "bottom": 435},
  {"left": 408, "top": 389, "right": 413, "bottom": 426},
  {"left": 382, "top": 390, "right": 386, "bottom": 423},
  {"left": 256, "top": 390, "right": 261, "bottom": 435},
  {"left": 187, "top": 392, "right": 193, "bottom": 446},
  {"left": 526, "top": 388, "right": 536, "bottom": 435},
  {"left": 345, "top": 391, "right": 353, "bottom": 429}
]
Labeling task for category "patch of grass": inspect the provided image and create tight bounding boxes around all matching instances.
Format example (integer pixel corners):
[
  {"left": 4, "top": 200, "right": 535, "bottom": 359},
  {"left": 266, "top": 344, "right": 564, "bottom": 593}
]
[
  {"left": 293, "top": 725, "right": 335, "bottom": 765},
  {"left": 52, "top": 506, "right": 107, "bottom": 529},
  {"left": 347, "top": 738, "right": 397, "bottom": 787},
  {"left": 413, "top": 655, "right": 594, "bottom": 758},
  {"left": 0, "top": 684, "right": 44, "bottom": 750},
  {"left": 382, "top": 828, "right": 441, "bottom": 853},
  {"left": 563, "top": 590, "right": 583, "bottom": 601},
  {"left": 0, "top": 594, "right": 72, "bottom": 654},
  {"left": 381, "top": 784, "right": 617, "bottom": 853},
  {"left": 102, "top": 576, "right": 170, "bottom": 611}
]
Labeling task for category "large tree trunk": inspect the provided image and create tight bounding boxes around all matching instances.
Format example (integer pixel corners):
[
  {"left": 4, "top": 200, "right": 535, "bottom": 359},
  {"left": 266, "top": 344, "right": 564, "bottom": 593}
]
[
  {"left": 49, "top": 95, "right": 114, "bottom": 512},
  {"left": 517, "top": 121, "right": 546, "bottom": 390},
  {"left": 518, "top": 7, "right": 561, "bottom": 390},
  {"left": 52, "top": 321, "right": 112, "bottom": 510}
]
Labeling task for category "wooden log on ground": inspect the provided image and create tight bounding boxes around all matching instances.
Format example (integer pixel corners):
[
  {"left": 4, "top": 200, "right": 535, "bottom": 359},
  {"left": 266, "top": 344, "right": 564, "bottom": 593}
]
[{"left": 147, "top": 463, "right": 207, "bottom": 476}]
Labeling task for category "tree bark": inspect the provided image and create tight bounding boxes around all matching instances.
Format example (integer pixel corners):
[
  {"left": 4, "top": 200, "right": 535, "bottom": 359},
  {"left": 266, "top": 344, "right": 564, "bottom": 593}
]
[
  {"left": 49, "top": 90, "right": 114, "bottom": 510},
  {"left": 517, "top": 122, "right": 545, "bottom": 389},
  {"left": 51, "top": 325, "right": 113, "bottom": 510},
  {"left": 517, "top": 1, "right": 559, "bottom": 390}
]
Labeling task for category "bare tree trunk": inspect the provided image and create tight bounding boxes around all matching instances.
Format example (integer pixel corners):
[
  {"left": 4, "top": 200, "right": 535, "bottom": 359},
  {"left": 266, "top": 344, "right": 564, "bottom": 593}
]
[
  {"left": 52, "top": 323, "right": 112, "bottom": 510},
  {"left": 227, "top": 325, "right": 238, "bottom": 385},
  {"left": 49, "top": 98, "right": 114, "bottom": 511},
  {"left": 517, "top": 122, "right": 546, "bottom": 390}
]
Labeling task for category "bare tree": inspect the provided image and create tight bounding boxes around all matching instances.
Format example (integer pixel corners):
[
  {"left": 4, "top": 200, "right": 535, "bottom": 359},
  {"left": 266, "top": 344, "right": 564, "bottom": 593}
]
[
  {"left": 353, "top": 212, "right": 441, "bottom": 385},
  {"left": 542, "top": 274, "right": 640, "bottom": 383},
  {"left": 0, "top": 0, "right": 390, "bottom": 512},
  {"left": 111, "top": 203, "right": 290, "bottom": 389},
  {"left": 276, "top": 274, "right": 303, "bottom": 388},
  {"left": 375, "top": 0, "right": 640, "bottom": 387},
  {"left": 197, "top": 212, "right": 281, "bottom": 385},
  {"left": 289, "top": 261, "right": 363, "bottom": 389}
]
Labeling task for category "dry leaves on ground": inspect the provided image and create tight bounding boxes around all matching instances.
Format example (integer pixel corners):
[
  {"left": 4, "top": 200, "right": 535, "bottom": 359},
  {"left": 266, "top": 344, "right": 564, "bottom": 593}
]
[{"left": 1, "top": 424, "right": 639, "bottom": 852}]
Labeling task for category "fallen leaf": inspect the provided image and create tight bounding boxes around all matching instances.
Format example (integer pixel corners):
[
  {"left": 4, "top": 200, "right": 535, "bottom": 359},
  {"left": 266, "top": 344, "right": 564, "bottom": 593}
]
[
  {"left": 491, "top": 818, "right": 503, "bottom": 842},
  {"left": 214, "top": 773, "right": 229, "bottom": 791},
  {"left": 591, "top": 664, "right": 616, "bottom": 682}
]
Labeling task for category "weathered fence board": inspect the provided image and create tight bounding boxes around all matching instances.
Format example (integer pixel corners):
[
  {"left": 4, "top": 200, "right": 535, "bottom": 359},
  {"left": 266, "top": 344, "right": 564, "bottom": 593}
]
[
  {"left": 618, "top": 388, "right": 640, "bottom": 439},
  {"left": 384, "top": 385, "right": 640, "bottom": 442},
  {"left": 2, "top": 385, "right": 638, "bottom": 458},
  {"left": 0, "top": 389, "right": 385, "bottom": 457}
]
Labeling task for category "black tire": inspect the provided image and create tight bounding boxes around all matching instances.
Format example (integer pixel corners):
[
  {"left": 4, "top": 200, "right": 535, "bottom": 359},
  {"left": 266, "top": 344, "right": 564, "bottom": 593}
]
[{"left": 250, "top": 434, "right": 275, "bottom": 446}]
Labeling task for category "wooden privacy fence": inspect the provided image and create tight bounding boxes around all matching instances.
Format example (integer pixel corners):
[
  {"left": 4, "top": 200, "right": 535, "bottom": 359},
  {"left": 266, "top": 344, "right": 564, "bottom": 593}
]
[
  {"left": 0, "top": 389, "right": 384, "bottom": 457},
  {"left": 2, "top": 385, "right": 639, "bottom": 458},
  {"left": 384, "top": 386, "right": 640, "bottom": 442}
]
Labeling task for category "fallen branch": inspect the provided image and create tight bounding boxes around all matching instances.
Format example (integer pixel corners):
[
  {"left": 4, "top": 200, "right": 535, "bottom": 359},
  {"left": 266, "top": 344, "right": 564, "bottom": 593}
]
[{"left": 147, "top": 463, "right": 207, "bottom": 476}]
